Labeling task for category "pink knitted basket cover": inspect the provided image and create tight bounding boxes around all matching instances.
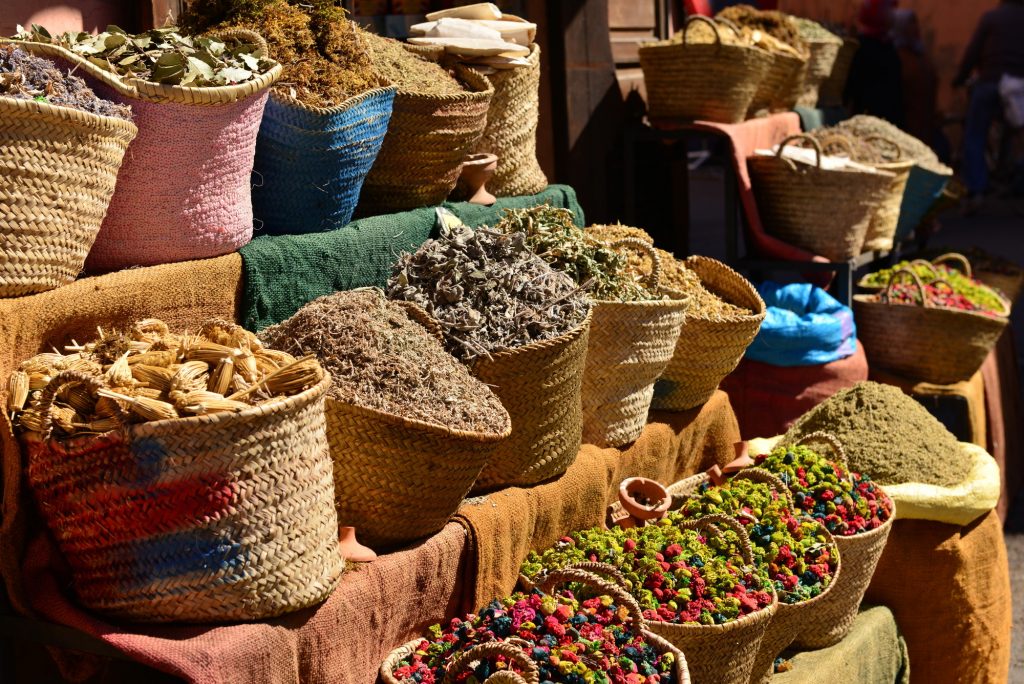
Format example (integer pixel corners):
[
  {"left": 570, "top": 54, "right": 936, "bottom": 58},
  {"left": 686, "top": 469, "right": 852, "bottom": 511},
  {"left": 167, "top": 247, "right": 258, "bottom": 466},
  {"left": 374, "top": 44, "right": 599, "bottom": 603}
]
[{"left": 84, "top": 86, "right": 270, "bottom": 272}]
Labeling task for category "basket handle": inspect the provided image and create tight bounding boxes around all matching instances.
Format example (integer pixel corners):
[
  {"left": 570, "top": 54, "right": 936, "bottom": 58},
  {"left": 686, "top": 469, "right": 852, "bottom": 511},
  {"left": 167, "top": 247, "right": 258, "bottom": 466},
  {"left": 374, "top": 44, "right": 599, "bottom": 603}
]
[
  {"left": 536, "top": 564, "right": 646, "bottom": 632},
  {"left": 812, "top": 133, "right": 856, "bottom": 160},
  {"left": 907, "top": 259, "right": 940, "bottom": 282},
  {"left": 394, "top": 300, "right": 445, "bottom": 344},
  {"left": 673, "top": 513, "right": 755, "bottom": 565},
  {"left": 932, "top": 252, "right": 972, "bottom": 279},
  {"left": 775, "top": 134, "right": 822, "bottom": 171},
  {"left": 441, "top": 641, "right": 539, "bottom": 684},
  {"left": 882, "top": 268, "right": 930, "bottom": 308},
  {"left": 34, "top": 371, "right": 111, "bottom": 436},
  {"left": 210, "top": 28, "right": 270, "bottom": 54},
  {"left": 864, "top": 135, "right": 903, "bottom": 162},
  {"left": 732, "top": 467, "right": 795, "bottom": 508},
  {"left": 610, "top": 238, "right": 661, "bottom": 291},
  {"left": 790, "top": 431, "right": 849, "bottom": 469},
  {"left": 683, "top": 15, "right": 723, "bottom": 46}
]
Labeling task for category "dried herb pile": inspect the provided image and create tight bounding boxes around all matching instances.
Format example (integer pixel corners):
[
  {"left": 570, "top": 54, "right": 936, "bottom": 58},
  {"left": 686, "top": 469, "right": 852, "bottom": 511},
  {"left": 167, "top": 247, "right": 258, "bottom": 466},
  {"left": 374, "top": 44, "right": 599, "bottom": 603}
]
[
  {"left": 8, "top": 318, "right": 321, "bottom": 438},
  {"left": 794, "top": 17, "right": 841, "bottom": 44},
  {"left": 387, "top": 223, "right": 590, "bottom": 363},
  {"left": 259, "top": 289, "right": 509, "bottom": 433},
  {"left": 359, "top": 28, "right": 464, "bottom": 96},
  {"left": 835, "top": 115, "right": 952, "bottom": 175},
  {"left": 784, "top": 382, "right": 971, "bottom": 487},
  {"left": 716, "top": 5, "right": 808, "bottom": 54},
  {"left": 180, "top": 0, "right": 378, "bottom": 107},
  {"left": 15, "top": 24, "right": 275, "bottom": 87},
  {"left": 804, "top": 126, "right": 901, "bottom": 165},
  {"left": 662, "top": 18, "right": 752, "bottom": 47},
  {"left": 863, "top": 259, "right": 1008, "bottom": 315},
  {"left": 496, "top": 206, "right": 659, "bottom": 302},
  {"left": 0, "top": 44, "right": 130, "bottom": 119}
]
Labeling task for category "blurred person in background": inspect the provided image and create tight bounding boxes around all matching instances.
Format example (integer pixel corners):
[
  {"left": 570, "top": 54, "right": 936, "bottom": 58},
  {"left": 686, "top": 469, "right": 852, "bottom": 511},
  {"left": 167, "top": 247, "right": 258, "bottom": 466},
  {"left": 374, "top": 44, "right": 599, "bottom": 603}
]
[
  {"left": 954, "top": 0, "right": 1024, "bottom": 205},
  {"left": 892, "top": 8, "right": 947, "bottom": 160},
  {"left": 845, "top": 0, "right": 905, "bottom": 127}
]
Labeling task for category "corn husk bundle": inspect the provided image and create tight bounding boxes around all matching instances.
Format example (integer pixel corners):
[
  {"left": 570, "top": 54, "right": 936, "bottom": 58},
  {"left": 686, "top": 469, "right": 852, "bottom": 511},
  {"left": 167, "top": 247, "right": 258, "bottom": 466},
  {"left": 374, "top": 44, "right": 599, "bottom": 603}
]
[{"left": 8, "top": 317, "right": 321, "bottom": 437}]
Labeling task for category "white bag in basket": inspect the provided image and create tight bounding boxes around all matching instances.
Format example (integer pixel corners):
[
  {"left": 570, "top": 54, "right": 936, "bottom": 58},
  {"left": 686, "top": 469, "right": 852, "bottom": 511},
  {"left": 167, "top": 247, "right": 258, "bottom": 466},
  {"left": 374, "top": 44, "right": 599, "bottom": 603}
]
[{"left": 999, "top": 74, "right": 1024, "bottom": 128}]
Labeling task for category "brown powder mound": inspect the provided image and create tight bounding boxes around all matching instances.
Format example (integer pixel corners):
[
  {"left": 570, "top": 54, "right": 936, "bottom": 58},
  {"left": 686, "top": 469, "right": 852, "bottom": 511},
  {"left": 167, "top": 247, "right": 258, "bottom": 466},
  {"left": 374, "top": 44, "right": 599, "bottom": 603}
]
[
  {"left": 259, "top": 289, "right": 509, "bottom": 434},
  {"left": 784, "top": 381, "right": 971, "bottom": 487},
  {"left": 359, "top": 28, "right": 465, "bottom": 96}
]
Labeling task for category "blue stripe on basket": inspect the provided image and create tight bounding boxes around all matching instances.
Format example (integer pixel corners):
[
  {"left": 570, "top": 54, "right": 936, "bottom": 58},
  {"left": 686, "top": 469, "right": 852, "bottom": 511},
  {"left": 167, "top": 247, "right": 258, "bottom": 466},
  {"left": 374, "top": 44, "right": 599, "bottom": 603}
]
[
  {"left": 129, "top": 529, "right": 247, "bottom": 583},
  {"left": 252, "top": 87, "right": 396, "bottom": 235},
  {"left": 131, "top": 436, "right": 168, "bottom": 484}
]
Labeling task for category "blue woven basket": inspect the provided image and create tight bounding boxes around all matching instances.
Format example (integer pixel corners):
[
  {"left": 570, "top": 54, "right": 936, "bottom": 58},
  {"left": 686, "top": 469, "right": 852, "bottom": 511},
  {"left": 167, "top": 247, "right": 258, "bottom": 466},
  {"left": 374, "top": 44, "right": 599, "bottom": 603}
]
[
  {"left": 253, "top": 86, "right": 396, "bottom": 235},
  {"left": 892, "top": 165, "right": 951, "bottom": 242}
]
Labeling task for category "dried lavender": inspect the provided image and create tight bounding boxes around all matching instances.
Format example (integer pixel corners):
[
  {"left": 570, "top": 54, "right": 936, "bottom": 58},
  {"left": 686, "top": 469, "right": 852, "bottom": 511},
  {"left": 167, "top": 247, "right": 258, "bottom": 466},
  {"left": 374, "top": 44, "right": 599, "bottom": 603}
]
[{"left": 387, "top": 224, "right": 590, "bottom": 363}]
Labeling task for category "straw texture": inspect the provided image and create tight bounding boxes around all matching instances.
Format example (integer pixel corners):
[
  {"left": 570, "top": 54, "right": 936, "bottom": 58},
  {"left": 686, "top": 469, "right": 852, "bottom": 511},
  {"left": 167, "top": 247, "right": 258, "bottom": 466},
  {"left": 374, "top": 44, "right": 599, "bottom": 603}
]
[
  {"left": 653, "top": 257, "right": 766, "bottom": 411},
  {"left": 472, "top": 44, "right": 547, "bottom": 197},
  {"left": 470, "top": 310, "right": 592, "bottom": 491},
  {"left": 817, "top": 37, "right": 858, "bottom": 108},
  {"left": 252, "top": 86, "right": 396, "bottom": 235},
  {"left": 863, "top": 160, "right": 913, "bottom": 252},
  {"left": 748, "top": 135, "right": 896, "bottom": 262},
  {"left": 797, "top": 38, "right": 841, "bottom": 107},
  {"left": 748, "top": 51, "right": 807, "bottom": 115},
  {"left": 0, "top": 96, "right": 136, "bottom": 297},
  {"left": 854, "top": 269, "right": 1009, "bottom": 384},
  {"left": 20, "top": 37, "right": 282, "bottom": 272},
  {"left": 639, "top": 17, "right": 774, "bottom": 124},
  {"left": 23, "top": 370, "right": 343, "bottom": 623},
  {"left": 358, "top": 58, "right": 494, "bottom": 215}
]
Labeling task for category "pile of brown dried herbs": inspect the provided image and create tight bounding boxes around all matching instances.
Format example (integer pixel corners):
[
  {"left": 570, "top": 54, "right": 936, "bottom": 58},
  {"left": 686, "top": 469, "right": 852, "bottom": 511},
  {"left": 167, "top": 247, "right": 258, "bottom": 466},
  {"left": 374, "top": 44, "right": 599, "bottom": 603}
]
[
  {"left": 14, "top": 24, "right": 276, "bottom": 87},
  {"left": 0, "top": 44, "right": 130, "bottom": 119},
  {"left": 260, "top": 289, "right": 509, "bottom": 432},
  {"left": 496, "top": 205, "right": 659, "bottom": 303},
  {"left": 716, "top": 5, "right": 808, "bottom": 54},
  {"left": 359, "top": 28, "right": 465, "bottom": 96},
  {"left": 387, "top": 222, "right": 590, "bottom": 363}
]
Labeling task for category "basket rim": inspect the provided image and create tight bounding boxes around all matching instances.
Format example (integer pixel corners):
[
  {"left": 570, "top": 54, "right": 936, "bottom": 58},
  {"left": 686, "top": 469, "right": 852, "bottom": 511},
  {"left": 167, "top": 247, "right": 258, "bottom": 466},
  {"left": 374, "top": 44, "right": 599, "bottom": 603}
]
[
  {"left": 325, "top": 394, "right": 511, "bottom": 443},
  {"left": 13, "top": 39, "right": 283, "bottom": 104},
  {"left": 681, "top": 255, "right": 769, "bottom": 319},
  {"left": 268, "top": 84, "right": 397, "bottom": 115},
  {"left": 471, "top": 306, "right": 592, "bottom": 366},
  {"left": 830, "top": 494, "right": 896, "bottom": 542},
  {"left": 638, "top": 38, "right": 773, "bottom": 60},
  {"left": 852, "top": 293, "right": 1012, "bottom": 324},
  {"left": 749, "top": 151, "right": 898, "bottom": 180},
  {"left": 0, "top": 92, "right": 138, "bottom": 134},
  {"left": 648, "top": 588, "right": 779, "bottom": 633},
  {"left": 390, "top": 53, "right": 495, "bottom": 102}
]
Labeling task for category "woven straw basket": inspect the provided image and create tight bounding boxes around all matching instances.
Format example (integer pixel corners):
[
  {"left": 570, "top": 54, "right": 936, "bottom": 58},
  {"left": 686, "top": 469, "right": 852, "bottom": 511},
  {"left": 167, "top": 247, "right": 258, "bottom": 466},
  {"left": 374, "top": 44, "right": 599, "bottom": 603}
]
[
  {"left": 582, "top": 239, "right": 689, "bottom": 448},
  {"left": 817, "top": 37, "right": 858, "bottom": 108},
  {"left": 796, "top": 37, "right": 841, "bottom": 108},
  {"left": 666, "top": 469, "right": 842, "bottom": 684},
  {"left": 782, "top": 433, "right": 894, "bottom": 649},
  {"left": 19, "top": 32, "right": 282, "bottom": 272},
  {"left": 748, "top": 135, "right": 896, "bottom": 262},
  {"left": 653, "top": 257, "right": 766, "bottom": 412},
  {"left": 22, "top": 368, "right": 343, "bottom": 623},
  {"left": 853, "top": 268, "right": 1009, "bottom": 384},
  {"left": 471, "top": 43, "right": 547, "bottom": 198},
  {"left": 639, "top": 16, "right": 774, "bottom": 124},
  {"left": 470, "top": 309, "right": 592, "bottom": 491},
  {"left": 383, "top": 567, "right": 690, "bottom": 684},
  {"left": 253, "top": 85, "right": 396, "bottom": 235},
  {"left": 327, "top": 304, "right": 511, "bottom": 549},
  {"left": 358, "top": 48, "right": 493, "bottom": 215},
  {"left": 0, "top": 93, "right": 137, "bottom": 297},
  {"left": 748, "top": 50, "right": 807, "bottom": 115}
]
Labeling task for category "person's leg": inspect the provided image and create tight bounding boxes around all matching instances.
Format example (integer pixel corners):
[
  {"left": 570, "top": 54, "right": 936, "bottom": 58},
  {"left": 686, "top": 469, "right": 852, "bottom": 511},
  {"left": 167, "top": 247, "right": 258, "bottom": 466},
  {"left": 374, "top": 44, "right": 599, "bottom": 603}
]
[{"left": 962, "top": 80, "right": 1001, "bottom": 196}]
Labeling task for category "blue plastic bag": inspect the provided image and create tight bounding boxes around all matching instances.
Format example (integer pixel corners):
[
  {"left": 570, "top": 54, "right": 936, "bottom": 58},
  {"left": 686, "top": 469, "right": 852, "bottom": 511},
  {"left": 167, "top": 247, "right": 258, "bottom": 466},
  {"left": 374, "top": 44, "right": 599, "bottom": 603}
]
[{"left": 746, "top": 281, "right": 857, "bottom": 367}]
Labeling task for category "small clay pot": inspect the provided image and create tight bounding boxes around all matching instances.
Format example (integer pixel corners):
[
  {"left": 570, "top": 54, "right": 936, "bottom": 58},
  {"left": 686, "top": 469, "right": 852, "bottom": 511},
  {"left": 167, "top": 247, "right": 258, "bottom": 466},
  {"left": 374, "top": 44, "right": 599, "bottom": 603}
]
[
  {"left": 457, "top": 153, "right": 498, "bottom": 205},
  {"left": 339, "top": 526, "right": 377, "bottom": 563},
  {"left": 618, "top": 477, "right": 671, "bottom": 521}
]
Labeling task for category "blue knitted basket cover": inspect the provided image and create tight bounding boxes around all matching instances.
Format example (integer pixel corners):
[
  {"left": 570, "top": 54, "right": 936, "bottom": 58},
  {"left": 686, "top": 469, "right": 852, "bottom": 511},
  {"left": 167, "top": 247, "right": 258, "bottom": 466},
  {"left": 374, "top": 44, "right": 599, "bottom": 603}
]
[{"left": 252, "top": 86, "right": 396, "bottom": 235}]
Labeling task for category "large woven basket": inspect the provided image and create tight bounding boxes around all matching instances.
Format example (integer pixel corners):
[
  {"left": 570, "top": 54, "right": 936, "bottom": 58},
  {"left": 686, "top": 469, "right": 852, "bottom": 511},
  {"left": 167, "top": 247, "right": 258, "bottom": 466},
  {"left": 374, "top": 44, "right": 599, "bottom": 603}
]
[
  {"left": 327, "top": 304, "right": 511, "bottom": 549},
  {"left": 817, "top": 36, "right": 858, "bottom": 108},
  {"left": 22, "top": 368, "right": 343, "bottom": 623},
  {"left": 796, "top": 36, "right": 842, "bottom": 107},
  {"left": 748, "top": 49, "right": 807, "bottom": 115},
  {"left": 358, "top": 50, "right": 493, "bottom": 215},
  {"left": 639, "top": 16, "right": 774, "bottom": 124},
  {"left": 252, "top": 85, "right": 395, "bottom": 235},
  {"left": 653, "top": 257, "right": 766, "bottom": 412},
  {"left": 853, "top": 269, "right": 1009, "bottom": 384},
  {"left": 582, "top": 240, "right": 689, "bottom": 448},
  {"left": 780, "top": 433, "right": 894, "bottom": 649},
  {"left": 471, "top": 43, "right": 547, "bottom": 198},
  {"left": 470, "top": 309, "right": 592, "bottom": 491},
  {"left": 0, "top": 94, "right": 137, "bottom": 297},
  {"left": 864, "top": 159, "right": 913, "bottom": 252},
  {"left": 748, "top": 134, "right": 896, "bottom": 262},
  {"left": 19, "top": 32, "right": 282, "bottom": 272}
]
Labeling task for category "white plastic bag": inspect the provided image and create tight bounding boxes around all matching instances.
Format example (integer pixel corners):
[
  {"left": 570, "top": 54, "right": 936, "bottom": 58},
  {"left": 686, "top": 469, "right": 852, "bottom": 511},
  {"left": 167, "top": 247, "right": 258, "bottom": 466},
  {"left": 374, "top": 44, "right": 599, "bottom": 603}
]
[{"left": 999, "top": 74, "right": 1024, "bottom": 129}]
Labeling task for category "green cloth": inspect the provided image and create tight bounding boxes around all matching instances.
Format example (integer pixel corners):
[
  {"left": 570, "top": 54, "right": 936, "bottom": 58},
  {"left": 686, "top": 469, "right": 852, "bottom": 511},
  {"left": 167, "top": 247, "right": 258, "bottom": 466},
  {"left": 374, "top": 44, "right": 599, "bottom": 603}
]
[
  {"left": 240, "top": 185, "right": 584, "bottom": 331},
  {"left": 776, "top": 606, "right": 910, "bottom": 684}
]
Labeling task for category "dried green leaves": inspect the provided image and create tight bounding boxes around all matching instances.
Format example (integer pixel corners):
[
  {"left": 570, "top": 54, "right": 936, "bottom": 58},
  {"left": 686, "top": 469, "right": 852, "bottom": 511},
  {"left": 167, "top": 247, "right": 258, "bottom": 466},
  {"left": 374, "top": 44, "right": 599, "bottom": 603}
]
[{"left": 15, "top": 24, "right": 275, "bottom": 87}]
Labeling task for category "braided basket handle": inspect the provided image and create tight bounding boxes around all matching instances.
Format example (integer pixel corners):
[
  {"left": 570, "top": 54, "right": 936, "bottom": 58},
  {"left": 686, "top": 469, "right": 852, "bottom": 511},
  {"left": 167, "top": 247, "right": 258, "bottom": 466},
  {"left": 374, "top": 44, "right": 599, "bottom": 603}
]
[
  {"left": 907, "top": 259, "right": 939, "bottom": 281},
  {"left": 775, "top": 134, "right": 822, "bottom": 172},
  {"left": 932, "top": 252, "right": 972, "bottom": 278},
  {"left": 442, "top": 641, "right": 539, "bottom": 684},
  {"left": 683, "top": 15, "right": 724, "bottom": 46},
  {"left": 34, "top": 371, "right": 109, "bottom": 436},
  {"left": 610, "top": 237, "right": 661, "bottom": 291},
  {"left": 394, "top": 300, "right": 445, "bottom": 344},
  {"left": 882, "top": 268, "right": 930, "bottom": 308},
  {"left": 211, "top": 28, "right": 270, "bottom": 55},
  {"left": 813, "top": 133, "right": 856, "bottom": 160},
  {"left": 864, "top": 135, "right": 902, "bottom": 162},
  {"left": 674, "top": 513, "right": 755, "bottom": 565},
  {"left": 536, "top": 565, "right": 646, "bottom": 632},
  {"left": 791, "top": 431, "right": 849, "bottom": 468},
  {"left": 733, "top": 467, "right": 795, "bottom": 508}
]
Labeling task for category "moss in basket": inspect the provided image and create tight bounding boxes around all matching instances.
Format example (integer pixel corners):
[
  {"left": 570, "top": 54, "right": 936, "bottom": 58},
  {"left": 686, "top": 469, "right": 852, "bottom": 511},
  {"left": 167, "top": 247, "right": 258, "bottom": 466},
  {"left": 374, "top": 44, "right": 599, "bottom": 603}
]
[
  {"left": 394, "top": 589, "right": 679, "bottom": 683},
  {"left": 521, "top": 520, "right": 773, "bottom": 626},
  {"left": 755, "top": 445, "right": 893, "bottom": 537},
  {"left": 674, "top": 478, "right": 837, "bottom": 604}
]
